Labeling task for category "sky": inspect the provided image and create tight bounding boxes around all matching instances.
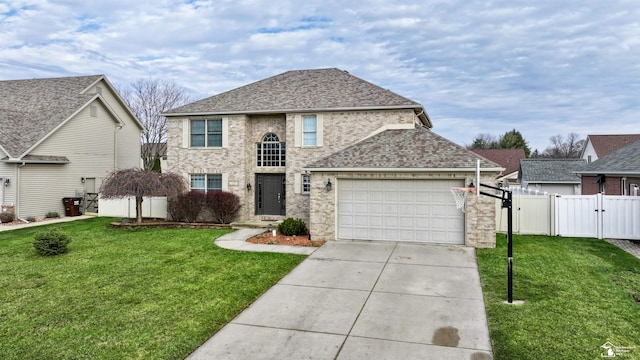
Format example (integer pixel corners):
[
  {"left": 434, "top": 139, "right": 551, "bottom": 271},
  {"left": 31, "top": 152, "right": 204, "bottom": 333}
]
[{"left": 1, "top": 0, "right": 639, "bottom": 152}]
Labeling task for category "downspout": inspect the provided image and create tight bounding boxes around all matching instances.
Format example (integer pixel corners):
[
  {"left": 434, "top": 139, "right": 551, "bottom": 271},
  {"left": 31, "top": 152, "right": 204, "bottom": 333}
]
[
  {"left": 114, "top": 124, "right": 123, "bottom": 170},
  {"left": 16, "top": 162, "right": 26, "bottom": 219}
]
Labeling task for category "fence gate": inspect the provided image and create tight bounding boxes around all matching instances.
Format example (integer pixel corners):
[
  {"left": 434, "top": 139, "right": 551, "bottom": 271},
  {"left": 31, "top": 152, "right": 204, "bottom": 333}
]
[
  {"left": 555, "top": 195, "right": 599, "bottom": 238},
  {"left": 602, "top": 195, "right": 640, "bottom": 240},
  {"left": 85, "top": 193, "right": 99, "bottom": 213}
]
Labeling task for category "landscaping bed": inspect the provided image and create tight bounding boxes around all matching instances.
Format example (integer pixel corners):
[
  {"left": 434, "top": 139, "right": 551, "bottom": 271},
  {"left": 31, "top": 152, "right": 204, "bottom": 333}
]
[{"left": 246, "top": 230, "right": 326, "bottom": 247}]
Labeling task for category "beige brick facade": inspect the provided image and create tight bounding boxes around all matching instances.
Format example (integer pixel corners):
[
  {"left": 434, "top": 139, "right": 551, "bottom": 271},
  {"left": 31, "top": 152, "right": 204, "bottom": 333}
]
[
  {"left": 168, "top": 109, "right": 419, "bottom": 222},
  {"left": 167, "top": 109, "right": 497, "bottom": 248}
]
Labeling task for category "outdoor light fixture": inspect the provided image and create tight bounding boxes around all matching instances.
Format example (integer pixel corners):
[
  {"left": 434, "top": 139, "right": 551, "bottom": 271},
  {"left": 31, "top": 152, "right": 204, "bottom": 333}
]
[
  {"left": 3, "top": 178, "right": 9, "bottom": 187},
  {"left": 81, "top": 177, "right": 86, "bottom": 183},
  {"left": 325, "top": 178, "right": 332, "bottom": 191},
  {"left": 246, "top": 183, "right": 252, "bottom": 191}
]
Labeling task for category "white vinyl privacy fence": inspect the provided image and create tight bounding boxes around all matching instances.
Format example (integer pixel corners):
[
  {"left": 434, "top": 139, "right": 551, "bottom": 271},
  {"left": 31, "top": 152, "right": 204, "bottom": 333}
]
[
  {"left": 496, "top": 194, "right": 640, "bottom": 240},
  {"left": 98, "top": 196, "right": 167, "bottom": 219}
]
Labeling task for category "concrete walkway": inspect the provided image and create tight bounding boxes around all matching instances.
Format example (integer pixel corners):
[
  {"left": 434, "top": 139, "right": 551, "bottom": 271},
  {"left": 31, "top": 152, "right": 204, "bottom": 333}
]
[
  {"left": 190, "top": 239, "right": 493, "bottom": 359},
  {"left": 605, "top": 239, "right": 640, "bottom": 259},
  {"left": 215, "top": 228, "right": 317, "bottom": 255},
  {"left": 0, "top": 215, "right": 93, "bottom": 232}
]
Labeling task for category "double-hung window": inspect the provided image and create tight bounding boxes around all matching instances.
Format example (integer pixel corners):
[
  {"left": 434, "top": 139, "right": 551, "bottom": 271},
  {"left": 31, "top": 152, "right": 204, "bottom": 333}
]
[
  {"left": 190, "top": 174, "right": 222, "bottom": 193},
  {"left": 302, "top": 174, "right": 311, "bottom": 193},
  {"left": 191, "top": 119, "right": 222, "bottom": 147},
  {"left": 302, "top": 115, "right": 317, "bottom": 146}
]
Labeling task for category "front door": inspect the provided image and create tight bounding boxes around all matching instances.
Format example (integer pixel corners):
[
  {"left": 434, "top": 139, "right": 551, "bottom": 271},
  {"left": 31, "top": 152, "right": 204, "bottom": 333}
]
[{"left": 255, "top": 173, "right": 286, "bottom": 215}]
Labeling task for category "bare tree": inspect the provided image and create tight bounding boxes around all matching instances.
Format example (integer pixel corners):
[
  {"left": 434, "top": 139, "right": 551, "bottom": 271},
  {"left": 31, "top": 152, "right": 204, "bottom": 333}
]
[
  {"left": 100, "top": 168, "right": 187, "bottom": 223},
  {"left": 543, "top": 133, "right": 585, "bottom": 158},
  {"left": 120, "top": 79, "right": 192, "bottom": 171}
]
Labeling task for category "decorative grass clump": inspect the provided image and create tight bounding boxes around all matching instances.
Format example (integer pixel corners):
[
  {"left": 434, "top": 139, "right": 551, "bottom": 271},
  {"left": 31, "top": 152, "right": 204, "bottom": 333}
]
[{"left": 33, "top": 228, "right": 71, "bottom": 256}]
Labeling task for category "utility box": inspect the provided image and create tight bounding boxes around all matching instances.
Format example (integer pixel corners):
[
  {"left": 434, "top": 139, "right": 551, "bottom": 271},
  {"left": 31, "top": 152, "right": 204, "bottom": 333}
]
[{"left": 62, "top": 197, "right": 82, "bottom": 217}]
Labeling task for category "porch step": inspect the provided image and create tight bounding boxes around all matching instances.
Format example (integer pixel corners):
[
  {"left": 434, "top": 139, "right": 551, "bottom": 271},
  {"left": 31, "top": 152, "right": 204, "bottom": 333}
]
[{"left": 231, "top": 220, "right": 282, "bottom": 229}]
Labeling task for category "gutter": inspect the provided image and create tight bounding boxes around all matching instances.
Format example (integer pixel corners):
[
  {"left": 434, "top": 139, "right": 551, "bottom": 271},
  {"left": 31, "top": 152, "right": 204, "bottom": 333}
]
[
  {"left": 162, "top": 105, "right": 427, "bottom": 118},
  {"left": 302, "top": 167, "right": 505, "bottom": 173}
]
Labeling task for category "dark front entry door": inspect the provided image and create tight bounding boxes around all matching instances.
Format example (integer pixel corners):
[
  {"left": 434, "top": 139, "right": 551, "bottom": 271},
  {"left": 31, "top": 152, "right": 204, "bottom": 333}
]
[{"left": 255, "top": 173, "right": 286, "bottom": 215}]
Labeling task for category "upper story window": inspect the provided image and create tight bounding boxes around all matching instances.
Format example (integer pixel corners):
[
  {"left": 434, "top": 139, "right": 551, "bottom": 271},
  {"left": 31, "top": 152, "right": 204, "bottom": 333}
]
[
  {"left": 302, "top": 115, "right": 317, "bottom": 146},
  {"left": 190, "top": 174, "right": 222, "bottom": 193},
  {"left": 257, "top": 133, "right": 286, "bottom": 167},
  {"left": 191, "top": 119, "right": 222, "bottom": 147}
]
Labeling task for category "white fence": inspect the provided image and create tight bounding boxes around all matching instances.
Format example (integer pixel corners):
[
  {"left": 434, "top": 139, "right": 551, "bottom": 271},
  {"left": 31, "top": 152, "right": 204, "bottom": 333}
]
[
  {"left": 495, "top": 193, "right": 640, "bottom": 240},
  {"left": 98, "top": 196, "right": 167, "bottom": 219}
]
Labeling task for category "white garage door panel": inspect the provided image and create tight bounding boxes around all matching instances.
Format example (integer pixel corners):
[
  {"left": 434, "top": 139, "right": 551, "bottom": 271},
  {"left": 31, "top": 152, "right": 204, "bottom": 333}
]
[{"left": 337, "top": 179, "right": 464, "bottom": 244}]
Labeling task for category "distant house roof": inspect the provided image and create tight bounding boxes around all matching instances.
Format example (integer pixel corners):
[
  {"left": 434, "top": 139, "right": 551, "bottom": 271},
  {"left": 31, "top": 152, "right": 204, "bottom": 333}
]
[
  {"left": 0, "top": 75, "right": 143, "bottom": 160},
  {"left": 575, "top": 139, "right": 640, "bottom": 175},
  {"left": 164, "top": 68, "right": 431, "bottom": 127},
  {"left": 305, "top": 127, "right": 502, "bottom": 171},
  {"left": 519, "top": 159, "right": 586, "bottom": 184},
  {"left": 584, "top": 134, "right": 640, "bottom": 158},
  {"left": 471, "top": 149, "right": 526, "bottom": 176}
]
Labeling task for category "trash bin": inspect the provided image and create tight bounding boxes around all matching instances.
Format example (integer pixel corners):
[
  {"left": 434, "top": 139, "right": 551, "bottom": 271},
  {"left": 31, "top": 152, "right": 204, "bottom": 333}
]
[{"left": 62, "top": 197, "right": 82, "bottom": 217}]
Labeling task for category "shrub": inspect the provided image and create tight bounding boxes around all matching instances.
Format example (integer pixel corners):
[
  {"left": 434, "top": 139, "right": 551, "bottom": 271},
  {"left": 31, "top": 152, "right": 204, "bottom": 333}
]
[
  {"left": 45, "top": 211, "right": 60, "bottom": 218},
  {"left": 33, "top": 228, "right": 71, "bottom": 256},
  {"left": 167, "top": 190, "right": 205, "bottom": 222},
  {"left": 277, "top": 217, "right": 308, "bottom": 236},
  {"left": 0, "top": 212, "right": 14, "bottom": 223},
  {"left": 26, "top": 216, "right": 37, "bottom": 223},
  {"left": 205, "top": 191, "right": 241, "bottom": 224}
]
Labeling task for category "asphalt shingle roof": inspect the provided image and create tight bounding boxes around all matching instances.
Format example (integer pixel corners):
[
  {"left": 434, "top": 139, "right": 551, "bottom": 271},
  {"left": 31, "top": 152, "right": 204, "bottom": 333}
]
[
  {"left": 165, "top": 68, "right": 426, "bottom": 118},
  {"left": 305, "top": 127, "right": 501, "bottom": 170},
  {"left": 586, "top": 134, "right": 640, "bottom": 158},
  {"left": 576, "top": 139, "right": 640, "bottom": 174},
  {"left": 471, "top": 148, "right": 526, "bottom": 176},
  {"left": 0, "top": 75, "right": 102, "bottom": 158},
  {"left": 519, "top": 158, "right": 586, "bottom": 183}
]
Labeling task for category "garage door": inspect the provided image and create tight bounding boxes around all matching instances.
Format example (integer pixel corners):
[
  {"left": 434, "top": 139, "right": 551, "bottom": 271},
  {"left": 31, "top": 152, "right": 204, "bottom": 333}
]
[{"left": 337, "top": 179, "right": 464, "bottom": 244}]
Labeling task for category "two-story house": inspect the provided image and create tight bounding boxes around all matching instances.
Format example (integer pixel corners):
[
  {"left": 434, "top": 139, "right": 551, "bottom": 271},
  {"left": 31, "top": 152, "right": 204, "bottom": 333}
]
[
  {"left": 164, "top": 69, "right": 501, "bottom": 247},
  {"left": 0, "top": 75, "right": 144, "bottom": 219}
]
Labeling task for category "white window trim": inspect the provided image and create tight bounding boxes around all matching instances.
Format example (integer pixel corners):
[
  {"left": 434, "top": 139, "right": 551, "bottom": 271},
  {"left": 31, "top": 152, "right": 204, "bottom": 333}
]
[{"left": 189, "top": 173, "right": 227, "bottom": 193}]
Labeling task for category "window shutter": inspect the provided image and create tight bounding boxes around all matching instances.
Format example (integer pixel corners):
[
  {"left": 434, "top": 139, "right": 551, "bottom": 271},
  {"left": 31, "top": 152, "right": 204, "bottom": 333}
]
[
  {"left": 294, "top": 115, "right": 302, "bottom": 147},
  {"left": 222, "top": 117, "right": 229, "bottom": 148},
  {"left": 182, "top": 119, "right": 189, "bottom": 148},
  {"left": 316, "top": 114, "right": 323, "bottom": 147},
  {"left": 221, "top": 173, "right": 229, "bottom": 191},
  {"left": 294, "top": 173, "right": 301, "bottom": 194}
]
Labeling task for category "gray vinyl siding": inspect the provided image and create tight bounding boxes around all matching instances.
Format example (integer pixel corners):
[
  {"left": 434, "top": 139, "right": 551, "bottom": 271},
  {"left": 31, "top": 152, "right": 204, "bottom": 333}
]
[
  {"left": 87, "top": 80, "right": 143, "bottom": 168},
  {"left": 18, "top": 102, "right": 118, "bottom": 218}
]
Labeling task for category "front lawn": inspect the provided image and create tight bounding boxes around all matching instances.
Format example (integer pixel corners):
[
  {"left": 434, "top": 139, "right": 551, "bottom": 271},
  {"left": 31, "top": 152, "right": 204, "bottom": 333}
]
[
  {"left": 0, "top": 217, "right": 305, "bottom": 359},
  {"left": 477, "top": 234, "right": 640, "bottom": 359}
]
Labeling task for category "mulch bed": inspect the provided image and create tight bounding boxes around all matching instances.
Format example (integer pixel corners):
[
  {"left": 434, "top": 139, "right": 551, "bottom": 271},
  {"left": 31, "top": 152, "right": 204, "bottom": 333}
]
[{"left": 246, "top": 230, "right": 326, "bottom": 247}]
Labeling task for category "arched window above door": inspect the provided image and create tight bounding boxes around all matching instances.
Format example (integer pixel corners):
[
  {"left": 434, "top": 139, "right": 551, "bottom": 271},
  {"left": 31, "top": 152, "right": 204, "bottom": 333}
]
[{"left": 257, "top": 132, "right": 286, "bottom": 167}]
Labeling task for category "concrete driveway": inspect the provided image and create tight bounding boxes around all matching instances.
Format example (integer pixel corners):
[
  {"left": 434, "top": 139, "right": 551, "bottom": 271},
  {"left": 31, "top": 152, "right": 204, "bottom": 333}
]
[{"left": 187, "top": 241, "right": 493, "bottom": 360}]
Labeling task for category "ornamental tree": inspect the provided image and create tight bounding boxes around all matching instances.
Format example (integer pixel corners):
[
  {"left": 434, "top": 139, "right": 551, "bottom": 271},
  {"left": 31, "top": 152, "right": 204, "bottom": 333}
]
[{"left": 99, "top": 168, "right": 187, "bottom": 223}]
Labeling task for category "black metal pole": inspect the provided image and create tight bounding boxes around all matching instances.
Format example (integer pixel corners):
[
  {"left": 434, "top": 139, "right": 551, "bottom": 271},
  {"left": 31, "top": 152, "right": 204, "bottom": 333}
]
[{"left": 507, "top": 190, "right": 513, "bottom": 304}]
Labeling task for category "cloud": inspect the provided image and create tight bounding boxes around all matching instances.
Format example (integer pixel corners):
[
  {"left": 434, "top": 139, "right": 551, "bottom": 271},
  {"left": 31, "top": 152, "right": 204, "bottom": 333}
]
[{"left": 0, "top": 0, "right": 639, "bottom": 151}]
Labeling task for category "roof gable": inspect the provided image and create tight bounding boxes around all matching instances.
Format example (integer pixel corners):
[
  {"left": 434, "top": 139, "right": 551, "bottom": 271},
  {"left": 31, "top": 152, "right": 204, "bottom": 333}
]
[
  {"left": 0, "top": 75, "right": 104, "bottom": 158},
  {"left": 305, "top": 127, "right": 501, "bottom": 170},
  {"left": 471, "top": 148, "right": 526, "bottom": 176},
  {"left": 519, "top": 159, "right": 586, "bottom": 183},
  {"left": 585, "top": 134, "right": 640, "bottom": 158},
  {"left": 166, "top": 68, "right": 430, "bottom": 126},
  {"left": 576, "top": 139, "right": 640, "bottom": 175}
]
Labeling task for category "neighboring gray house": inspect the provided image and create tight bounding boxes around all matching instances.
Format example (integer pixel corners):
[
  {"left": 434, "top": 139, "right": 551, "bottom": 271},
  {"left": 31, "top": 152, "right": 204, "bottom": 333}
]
[
  {"left": 575, "top": 139, "right": 640, "bottom": 195},
  {"left": 0, "top": 75, "right": 144, "bottom": 219},
  {"left": 164, "top": 68, "right": 502, "bottom": 247},
  {"left": 518, "top": 158, "right": 586, "bottom": 195}
]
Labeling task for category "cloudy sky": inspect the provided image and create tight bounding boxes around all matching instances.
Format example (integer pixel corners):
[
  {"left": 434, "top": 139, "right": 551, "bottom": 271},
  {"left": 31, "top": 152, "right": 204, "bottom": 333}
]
[{"left": 1, "top": 1, "right": 638, "bottom": 152}]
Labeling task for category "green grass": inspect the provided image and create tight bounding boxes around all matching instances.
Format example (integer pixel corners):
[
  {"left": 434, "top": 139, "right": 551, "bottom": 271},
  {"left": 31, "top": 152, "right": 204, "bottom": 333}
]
[
  {"left": 477, "top": 234, "right": 640, "bottom": 360},
  {"left": 0, "top": 217, "right": 305, "bottom": 359}
]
